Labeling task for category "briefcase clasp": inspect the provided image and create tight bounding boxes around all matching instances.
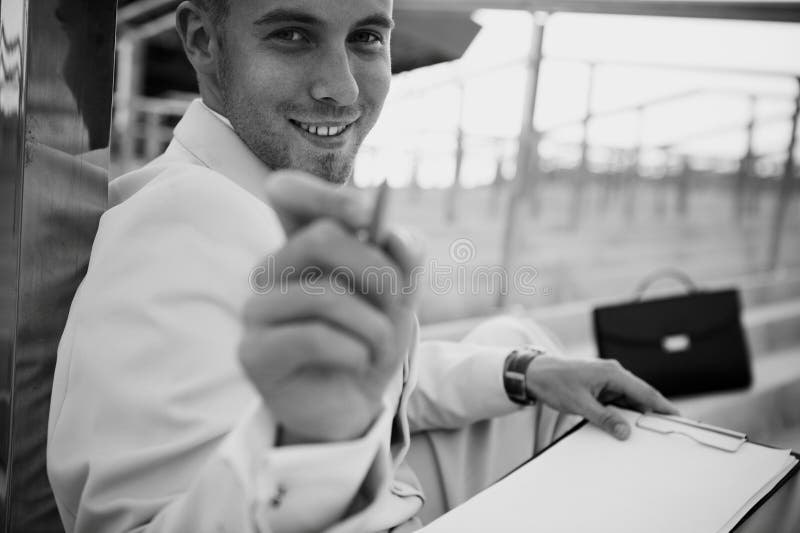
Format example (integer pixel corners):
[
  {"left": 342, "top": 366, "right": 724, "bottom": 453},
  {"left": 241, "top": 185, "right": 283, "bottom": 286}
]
[{"left": 662, "top": 334, "right": 691, "bottom": 353}]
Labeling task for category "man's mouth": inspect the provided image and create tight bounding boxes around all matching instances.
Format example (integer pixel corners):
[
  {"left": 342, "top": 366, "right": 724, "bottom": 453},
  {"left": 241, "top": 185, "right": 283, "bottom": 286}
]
[{"left": 289, "top": 119, "right": 355, "bottom": 138}]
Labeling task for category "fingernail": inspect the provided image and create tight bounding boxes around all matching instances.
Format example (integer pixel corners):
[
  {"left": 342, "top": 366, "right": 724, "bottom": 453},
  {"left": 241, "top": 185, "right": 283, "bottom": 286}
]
[{"left": 614, "top": 423, "right": 630, "bottom": 440}]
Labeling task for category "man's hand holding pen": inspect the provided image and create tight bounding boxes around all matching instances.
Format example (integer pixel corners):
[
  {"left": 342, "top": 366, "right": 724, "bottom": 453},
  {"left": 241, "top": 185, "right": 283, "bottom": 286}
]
[{"left": 239, "top": 171, "right": 421, "bottom": 445}]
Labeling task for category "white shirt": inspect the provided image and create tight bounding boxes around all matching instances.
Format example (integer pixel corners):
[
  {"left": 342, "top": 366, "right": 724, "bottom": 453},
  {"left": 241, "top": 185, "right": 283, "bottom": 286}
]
[{"left": 48, "top": 99, "right": 521, "bottom": 533}]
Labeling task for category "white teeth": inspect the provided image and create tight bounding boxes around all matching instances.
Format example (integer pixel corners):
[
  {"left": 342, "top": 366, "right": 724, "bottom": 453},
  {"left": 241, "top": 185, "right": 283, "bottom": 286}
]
[{"left": 296, "top": 122, "right": 348, "bottom": 137}]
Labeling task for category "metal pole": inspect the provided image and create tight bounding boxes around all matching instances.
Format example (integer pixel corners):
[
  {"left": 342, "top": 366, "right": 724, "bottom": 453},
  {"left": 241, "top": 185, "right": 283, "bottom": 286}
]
[
  {"left": 115, "top": 37, "right": 144, "bottom": 173},
  {"left": 767, "top": 78, "right": 800, "bottom": 272},
  {"left": 654, "top": 148, "right": 669, "bottom": 218},
  {"left": 498, "top": 12, "right": 546, "bottom": 308},
  {"left": 735, "top": 95, "right": 757, "bottom": 221},
  {"left": 624, "top": 106, "right": 645, "bottom": 221},
  {"left": 571, "top": 62, "right": 595, "bottom": 229},
  {"left": 409, "top": 154, "right": 421, "bottom": 201},
  {"left": 746, "top": 96, "right": 762, "bottom": 215},
  {"left": 489, "top": 154, "right": 505, "bottom": 216},
  {"left": 580, "top": 63, "right": 595, "bottom": 172},
  {"left": 446, "top": 81, "right": 466, "bottom": 223}
]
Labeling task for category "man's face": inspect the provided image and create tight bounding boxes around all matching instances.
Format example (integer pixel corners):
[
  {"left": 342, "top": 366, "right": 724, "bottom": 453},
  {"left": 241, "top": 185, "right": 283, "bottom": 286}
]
[{"left": 216, "top": 0, "right": 393, "bottom": 183}]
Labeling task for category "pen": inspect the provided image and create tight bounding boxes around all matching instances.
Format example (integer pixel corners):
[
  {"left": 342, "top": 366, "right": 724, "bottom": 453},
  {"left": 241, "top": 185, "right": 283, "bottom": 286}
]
[{"left": 367, "top": 179, "right": 389, "bottom": 245}]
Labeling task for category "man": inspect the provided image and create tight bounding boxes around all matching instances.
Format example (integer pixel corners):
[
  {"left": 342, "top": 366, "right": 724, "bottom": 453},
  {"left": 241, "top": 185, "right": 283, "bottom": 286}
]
[{"left": 47, "top": 1, "right": 677, "bottom": 531}]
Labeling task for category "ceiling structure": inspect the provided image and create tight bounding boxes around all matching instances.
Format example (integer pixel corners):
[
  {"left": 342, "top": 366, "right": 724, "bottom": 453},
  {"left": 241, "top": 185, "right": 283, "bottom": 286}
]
[
  {"left": 395, "top": 0, "right": 800, "bottom": 21},
  {"left": 117, "top": 0, "right": 799, "bottom": 96}
]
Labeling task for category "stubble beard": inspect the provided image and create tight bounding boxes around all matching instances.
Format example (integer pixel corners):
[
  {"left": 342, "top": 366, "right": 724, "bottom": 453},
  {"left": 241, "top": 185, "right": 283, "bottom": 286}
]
[{"left": 218, "top": 54, "right": 359, "bottom": 184}]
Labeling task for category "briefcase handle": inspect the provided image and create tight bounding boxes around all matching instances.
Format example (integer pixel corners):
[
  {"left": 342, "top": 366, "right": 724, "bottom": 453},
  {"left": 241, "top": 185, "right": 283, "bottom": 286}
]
[{"left": 634, "top": 268, "right": 698, "bottom": 300}]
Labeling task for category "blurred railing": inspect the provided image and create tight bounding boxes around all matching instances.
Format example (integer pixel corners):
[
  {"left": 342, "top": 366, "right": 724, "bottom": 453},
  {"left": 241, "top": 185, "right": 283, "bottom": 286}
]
[
  {"left": 113, "top": 95, "right": 191, "bottom": 173},
  {"left": 109, "top": 36, "right": 800, "bottom": 312}
]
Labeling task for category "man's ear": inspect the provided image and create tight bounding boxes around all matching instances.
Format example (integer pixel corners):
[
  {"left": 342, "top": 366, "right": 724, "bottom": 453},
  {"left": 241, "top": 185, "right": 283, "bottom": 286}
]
[{"left": 175, "top": 1, "right": 220, "bottom": 76}]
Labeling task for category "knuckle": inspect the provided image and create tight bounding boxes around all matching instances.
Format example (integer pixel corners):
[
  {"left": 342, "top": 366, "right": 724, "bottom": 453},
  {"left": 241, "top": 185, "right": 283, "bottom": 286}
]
[
  {"left": 599, "top": 411, "right": 617, "bottom": 428},
  {"left": 603, "top": 359, "right": 623, "bottom": 375},
  {"left": 319, "top": 290, "right": 348, "bottom": 317},
  {"left": 316, "top": 290, "right": 336, "bottom": 312},
  {"left": 309, "top": 218, "right": 345, "bottom": 246},
  {"left": 304, "top": 322, "right": 331, "bottom": 354},
  {"left": 329, "top": 192, "right": 351, "bottom": 217},
  {"left": 264, "top": 171, "right": 289, "bottom": 194},
  {"left": 265, "top": 170, "right": 304, "bottom": 199}
]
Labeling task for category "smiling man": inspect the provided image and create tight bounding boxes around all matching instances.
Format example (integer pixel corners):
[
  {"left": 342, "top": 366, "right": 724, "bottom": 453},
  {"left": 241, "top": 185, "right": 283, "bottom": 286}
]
[
  {"left": 207, "top": 1, "right": 391, "bottom": 183},
  {"left": 47, "top": 1, "right": 676, "bottom": 532}
]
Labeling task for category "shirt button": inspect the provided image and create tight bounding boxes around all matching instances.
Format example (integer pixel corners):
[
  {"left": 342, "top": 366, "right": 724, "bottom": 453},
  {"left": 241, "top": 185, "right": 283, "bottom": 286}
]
[{"left": 270, "top": 484, "right": 287, "bottom": 508}]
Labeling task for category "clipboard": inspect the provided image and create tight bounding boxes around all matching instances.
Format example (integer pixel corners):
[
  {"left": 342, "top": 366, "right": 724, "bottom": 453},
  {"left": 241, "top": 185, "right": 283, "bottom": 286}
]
[
  {"left": 419, "top": 409, "right": 800, "bottom": 533},
  {"left": 625, "top": 413, "right": 799, "bottom": 531}
]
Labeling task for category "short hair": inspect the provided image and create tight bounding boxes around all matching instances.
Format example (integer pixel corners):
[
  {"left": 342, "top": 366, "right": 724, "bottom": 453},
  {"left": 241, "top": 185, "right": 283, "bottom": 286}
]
[{"left": 191, "top": 0, "right": 229, "bottom": 26}]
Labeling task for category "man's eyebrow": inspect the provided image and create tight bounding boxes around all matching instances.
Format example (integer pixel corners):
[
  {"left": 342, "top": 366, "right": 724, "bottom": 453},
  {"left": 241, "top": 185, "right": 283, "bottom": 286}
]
[
  {"left": 354, "top": 14, "right": 395, "bottom": 30},
  {"left": 252, "top": 10, "right": 394, "bottom": 30},
  {"left": 253, "top": 8, "right": 322, "bottom": 27}
]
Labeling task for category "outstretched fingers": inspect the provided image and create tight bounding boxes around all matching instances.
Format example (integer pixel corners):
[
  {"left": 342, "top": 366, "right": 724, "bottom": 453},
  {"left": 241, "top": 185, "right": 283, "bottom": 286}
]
[{"left": 602, "top": 362, "right": 679, "bottom": 416}]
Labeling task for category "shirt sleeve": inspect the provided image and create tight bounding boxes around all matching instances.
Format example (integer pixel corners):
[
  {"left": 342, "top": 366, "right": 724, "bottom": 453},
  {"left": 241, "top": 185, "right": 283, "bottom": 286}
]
[
  {"left": 219, "top": 401, "right": 395, "bottom": 533},
  {"left": 47, "top": 167, "right": 391, "bottom": 533},
  {"left": 405, "top": 341, "right": 520, "bottom": 432},
  {"left": 406, "top": 316, "right": 568, "bottom": 432}
]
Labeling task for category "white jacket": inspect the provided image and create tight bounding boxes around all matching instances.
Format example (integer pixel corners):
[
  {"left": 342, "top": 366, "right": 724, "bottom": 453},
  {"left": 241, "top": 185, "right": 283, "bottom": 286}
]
[{"left": 47, "top": 100, "right": 522, "bottom": 533}]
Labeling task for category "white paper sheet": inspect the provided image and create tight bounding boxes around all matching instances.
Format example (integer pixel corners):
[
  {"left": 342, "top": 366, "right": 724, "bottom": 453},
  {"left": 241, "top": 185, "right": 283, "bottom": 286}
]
[{"left": 419, "top": 408, "right": 798, "bottom": 533}]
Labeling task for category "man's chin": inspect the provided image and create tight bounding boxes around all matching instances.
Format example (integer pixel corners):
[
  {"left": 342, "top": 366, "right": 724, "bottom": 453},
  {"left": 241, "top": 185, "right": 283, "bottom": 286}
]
[{"left": 297, "top": 153, "right": 354, "bottom": 185}]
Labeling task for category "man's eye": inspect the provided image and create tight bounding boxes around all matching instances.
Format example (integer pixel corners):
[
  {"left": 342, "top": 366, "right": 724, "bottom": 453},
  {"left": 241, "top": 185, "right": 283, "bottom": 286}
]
[
  {"left": 271, "top": 29, "right": 307, "bottom": 42},
  {"left": 350, "top": 31, "right": 383, "bottom": 45}
]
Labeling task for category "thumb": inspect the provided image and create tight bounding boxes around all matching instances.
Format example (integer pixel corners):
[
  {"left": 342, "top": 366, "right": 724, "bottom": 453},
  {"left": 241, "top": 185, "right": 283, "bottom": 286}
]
[
  {"left": 264, "top": 170, "right": 372, "bottom": 234},
  {"left": 583, "top": 397, "right": 631, "bottom": 440}
]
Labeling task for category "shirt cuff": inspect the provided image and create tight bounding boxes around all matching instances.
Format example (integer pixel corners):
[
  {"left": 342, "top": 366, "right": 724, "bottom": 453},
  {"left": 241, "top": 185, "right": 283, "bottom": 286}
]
[
  {"left": 473, "top": 344, "right": 526, "bottom": 412},
  {"left": 219, "top": 400, "right": 394, "bottom": 533}
]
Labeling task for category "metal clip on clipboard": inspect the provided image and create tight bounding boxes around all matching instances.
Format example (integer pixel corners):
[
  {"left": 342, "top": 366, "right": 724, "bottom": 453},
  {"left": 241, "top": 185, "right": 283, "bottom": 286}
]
[{"left": 636, "top": 414, "right": 747, "bottom": 453}]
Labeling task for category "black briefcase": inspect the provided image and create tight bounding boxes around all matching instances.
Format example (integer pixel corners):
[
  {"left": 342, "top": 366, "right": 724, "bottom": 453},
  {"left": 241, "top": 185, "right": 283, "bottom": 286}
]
[{"left": 592, "top": 269, "right": 752, "bottom": 398}]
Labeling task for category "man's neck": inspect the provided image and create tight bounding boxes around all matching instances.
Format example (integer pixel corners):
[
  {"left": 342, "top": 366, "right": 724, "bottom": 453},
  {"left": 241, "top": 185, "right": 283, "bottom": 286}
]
[{"left": 200, "top": 100, "right": 233, "bottom": 130}]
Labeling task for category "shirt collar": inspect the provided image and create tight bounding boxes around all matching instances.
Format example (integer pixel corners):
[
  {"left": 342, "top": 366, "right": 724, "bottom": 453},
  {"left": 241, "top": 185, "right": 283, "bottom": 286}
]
[
  {"left": 172, "top": 98, "right": 269, "bottom": 202},
  {"left": 200, "top": 100, "right": 234, "bottom": 130}
]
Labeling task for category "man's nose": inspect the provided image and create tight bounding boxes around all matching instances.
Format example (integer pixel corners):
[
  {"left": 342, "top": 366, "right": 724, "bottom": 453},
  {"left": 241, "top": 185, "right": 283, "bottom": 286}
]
[{"left": 310, "top": 46, "right": 359, "bottom": 107}]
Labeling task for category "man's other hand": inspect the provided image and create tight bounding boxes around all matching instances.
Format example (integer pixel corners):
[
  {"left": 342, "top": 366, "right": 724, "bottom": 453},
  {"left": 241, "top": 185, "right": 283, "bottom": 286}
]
[
  {"left": 239, "top": 171, "right": 423, "bottom": 445},
  {"left": 525, "top": 357, "right": 679, "bottom": 440}
]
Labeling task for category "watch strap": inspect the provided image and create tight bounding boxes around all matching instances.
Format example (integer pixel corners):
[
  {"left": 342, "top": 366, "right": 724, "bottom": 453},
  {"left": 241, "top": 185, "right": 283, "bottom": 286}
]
[{"left": 503, "top": 346, "right": 545, "bottom": 405}]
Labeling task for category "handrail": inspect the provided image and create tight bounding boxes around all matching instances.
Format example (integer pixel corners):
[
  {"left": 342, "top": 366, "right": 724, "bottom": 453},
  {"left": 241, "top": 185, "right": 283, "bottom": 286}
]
[
  {"left": 546, "top": 55, "right": 800, "bottom": 81},
  {"left": 657, "top": 113, "right": 792, "bottom": 150}
]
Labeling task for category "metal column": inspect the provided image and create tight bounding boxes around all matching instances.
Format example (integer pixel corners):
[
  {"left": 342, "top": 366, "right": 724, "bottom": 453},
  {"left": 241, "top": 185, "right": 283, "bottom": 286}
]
[
  {"left": 0, "top": 1, "right": 117, "bottom": 531},
  {"left": 446, "top": 81, "right": 467, "bottom": 223},
  {"left": 767, "top": 78, "right": 800, "bottom": 272},
  {"left": 498, "top": 12, "right": 546, "bottom": 307},
  {"left": 571, "top": 62, "right": 595, "bottom": 229}
]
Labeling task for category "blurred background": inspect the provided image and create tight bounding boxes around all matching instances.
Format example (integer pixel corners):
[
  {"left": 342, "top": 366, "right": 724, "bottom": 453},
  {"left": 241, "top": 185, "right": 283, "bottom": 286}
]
[
  {"left": 2, "top": 1, "right": 800, "bottom": 530},
  {"left": 112, "top": 1, "right": 800, "bottom": 323},
  {"left": 111, "top": 0, "right": 800, "bottom": 455}
]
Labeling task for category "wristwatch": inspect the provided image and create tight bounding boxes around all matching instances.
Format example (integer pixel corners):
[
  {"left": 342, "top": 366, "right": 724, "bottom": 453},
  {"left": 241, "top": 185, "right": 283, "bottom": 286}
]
[{"left": 503, "top": 346, "right": 546, "bottom": 405}]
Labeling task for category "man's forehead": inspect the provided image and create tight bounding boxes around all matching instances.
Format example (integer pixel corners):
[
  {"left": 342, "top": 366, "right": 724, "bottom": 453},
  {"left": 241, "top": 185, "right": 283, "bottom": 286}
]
[{"left": 231, "top": 0, "right": 394, "bottom": 26}]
